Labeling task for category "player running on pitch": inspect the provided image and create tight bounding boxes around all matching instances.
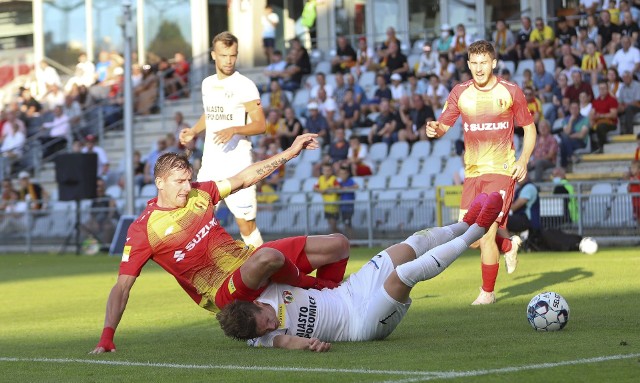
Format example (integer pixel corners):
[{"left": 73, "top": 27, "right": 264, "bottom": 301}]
[
  {"left": 217, "top": 193, "right": 504, "bottom": 351},
  {"left": 426, "top": 40, "right": 536, "bottom": 305},
  {"left": 180, "top": 31, "right": 266, "bottom": 248}
]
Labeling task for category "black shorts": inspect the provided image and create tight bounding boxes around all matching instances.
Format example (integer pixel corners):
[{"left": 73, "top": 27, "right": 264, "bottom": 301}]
[
  {"left": 263, "top": 38, "right": 275, "bottom": 48},
  {"left": 324, "top": 212, "right": 339, "bottom": 220},
  {"left": 340, "top": 210, "right": 353, "bottom": 225}
]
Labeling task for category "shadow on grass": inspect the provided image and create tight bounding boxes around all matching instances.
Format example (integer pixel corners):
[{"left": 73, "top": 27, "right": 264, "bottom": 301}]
[{"left": 499, "top": 267, "right": 593, "bottom": 301}]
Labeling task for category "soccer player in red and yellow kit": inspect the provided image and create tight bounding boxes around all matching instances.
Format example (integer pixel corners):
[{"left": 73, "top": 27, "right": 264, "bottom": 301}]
[
  {"left": 426, "top": 40, "right": 537, "bottom": 305},
  {"left": 91, "top": 133, "right": 350, "bottom": 354}
]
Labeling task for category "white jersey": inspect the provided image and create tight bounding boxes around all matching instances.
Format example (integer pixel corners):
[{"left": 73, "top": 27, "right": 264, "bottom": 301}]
[
  {"left": 248, "top": 252, "right": 411, "bottom": 347},
  {"left": 199, "top": 71, "right": 260, "bottom": 180}
]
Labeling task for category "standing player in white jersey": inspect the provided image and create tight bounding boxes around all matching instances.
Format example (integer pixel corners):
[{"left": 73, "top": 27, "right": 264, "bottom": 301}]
[
  {"left": 180, "top": 31, "right": 266, "bottom": 248},
  {"left": 216, "top": 192, "right": 504, "bottom": 351}
]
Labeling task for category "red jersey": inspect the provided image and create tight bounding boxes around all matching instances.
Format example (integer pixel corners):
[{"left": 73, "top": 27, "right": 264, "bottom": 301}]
[
  {"left": 439, "top": 77, "right": 534, "bottom": 178},
  {"left": 119, "top": 181, "right": 253, "bottom": 312},
  {"left": 592, "top": 94, "right": 618, "bottom": 125}
]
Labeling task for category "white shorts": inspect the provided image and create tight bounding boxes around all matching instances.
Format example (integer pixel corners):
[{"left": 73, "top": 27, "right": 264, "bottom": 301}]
[
  {"left": 340, "top": 251, "right": 411, "bottom": 341},
  {"left": 220, "top": 185, "right": 257, "bottom": 221}
]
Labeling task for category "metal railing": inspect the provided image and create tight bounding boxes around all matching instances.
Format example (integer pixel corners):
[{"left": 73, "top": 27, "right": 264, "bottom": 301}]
[{"left": 1, "top": 183, "right": 638, "bottom": 253}]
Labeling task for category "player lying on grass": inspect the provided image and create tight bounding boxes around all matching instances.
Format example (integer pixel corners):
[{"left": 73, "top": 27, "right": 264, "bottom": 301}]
[
  {"left": 91, "top": 133, "right": 351, "bottom": 354},
  {"left": 216, "top": 192, "right": 504, "bottom": 351}
]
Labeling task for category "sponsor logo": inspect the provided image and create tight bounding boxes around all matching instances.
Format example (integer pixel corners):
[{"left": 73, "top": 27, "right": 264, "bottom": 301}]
[
  {"left": 193, "top": 200, "right": 207, "bottom": 210},
  {"left": 430, "top": 255, "right": 441, "bottom": 268},
  {"left": 463, "top": 121, "right": 510, "bottom": 132},
  {"left": 228, "top": 278, "right": 236, "bottom": 294},
  {"left": 379, "top": 310, "right": 397, "bottom": 325},
  {"left": 277, "top": 304, "right": 286, "bottom": 328},
  {"left": 122, "top": 245, "right": 131, "bottom": 262},
  {"left": 282, "top": 290, "right": 294, "bottom": 304},
  {"left": 295, "top": 296, "right": 318, "bottom": 338},
  {"left": 173, "top": 250, "right": 185, "bottom": 262},
  {"left": 185, "top": 218, "right": 218, "bottom": 251}
]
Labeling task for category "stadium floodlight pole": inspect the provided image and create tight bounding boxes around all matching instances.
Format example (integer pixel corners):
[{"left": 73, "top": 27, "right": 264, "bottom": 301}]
[{"left": 121, "top": 0, "right": 135, "bottom": 215}]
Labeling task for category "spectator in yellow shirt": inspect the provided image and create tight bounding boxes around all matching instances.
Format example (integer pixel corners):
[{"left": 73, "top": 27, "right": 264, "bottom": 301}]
[
  {"left": 314, "top": 163, "right": 340, "bottom": 233},
  {"left": 526, "top": 17, "right": 555, "bottom": 59}
]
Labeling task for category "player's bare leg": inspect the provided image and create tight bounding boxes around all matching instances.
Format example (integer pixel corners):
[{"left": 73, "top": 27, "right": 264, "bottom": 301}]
[
  {"left": 237, "top": 217, "right": 263, "bottom": 248},
  {"left": 304, "top": 234, "right": 350, "bottom": 284}
]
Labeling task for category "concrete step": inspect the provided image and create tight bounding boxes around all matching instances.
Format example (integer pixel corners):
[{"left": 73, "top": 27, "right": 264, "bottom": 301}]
[
  {"left": 581, "top": 152, "right": 635, "bottom": 162},
  {"left": 604, "top": 141, "right": 636, "bottom": 154},
  {"left": 566, "top": 171, "right": 626, "bottom": 181},
  {"left": 609, "top": 134, "right": 636, "bottom": 143},
  {"left": 571, "top": 160, "right": 630, "bottom": 174}
]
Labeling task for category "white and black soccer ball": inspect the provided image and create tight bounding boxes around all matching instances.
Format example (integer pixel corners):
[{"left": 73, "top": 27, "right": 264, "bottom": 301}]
[
  {"left": 527, "top": 292, "right": 570, "bottom": 331},
  {"left": 579, "top": 237, "right": 598, "bottom": 255}
]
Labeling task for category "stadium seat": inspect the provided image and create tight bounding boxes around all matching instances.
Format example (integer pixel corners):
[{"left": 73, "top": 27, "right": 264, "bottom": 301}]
[
  {"left": 433, "top": 173, "right": 454, "bottom": 187},
  {"left": 442, "top": 155, "right": 463, "bottom": 179},
  {"left": 376, "top": 159, "right": 398, "bottom": 177},
  {"left": 366, "top": 142, "right": 389, "bottom": 164},
  {"left": 398, "top": 157, "right": 421, "bottom": 176},
  {"left": 351, "top": 176, "right": 366, "bottom": 189},
  {"left": 292, "top": 88, "right": 311, "bottom": 115},
  {"left": 139, "top": 184, "right": 157, "bottom": 198},
  {"left": 401, "top": 189, "right": 423, "bottom": 201},
  {"left": 407, "top": 54, "right": 420, "bottom": 72},
  {"left": 411, "top": 174, "right": 432, "bottom": 189},
  {"left": 314, "top": 61, "right": 332, "bottom": 74},
  {"left": 389, "top": 174, "right": 410, "bottom": 189},
  {"left": 105, "top": 185, "right": 122, "bottom": 199},
  {"left": 301, "top": 147, "right": 322, "bottom": 163},
  {"left": 408, "top": 140, "right": 431, "bottom": 160},
  {"left": 430, "top": 139, "right": 452, "bottom": 158},
  {"left": 388, "top": 141, "right": 410, "bottom": 161},
  {"left": 301, "top": 177, "right": 318, "bottom": 191},
  {"left": 583, "top": 182, "right": 613, "bottom": 226},
  {"left": 325, "top": 73, "right": 337, "bottom": 88},
  {"left": 501, "top": 60, "right": 516, "bottom": 75},
  {"left": 542, "top": 58, "right": 556, "bottom": 73},
  {"left": 515, "top": 59, "right": 534, "bottom": 78},
  {"left": 358, "top": 71, "right": 376, "bottom": 89},
  {"left": 255, "top": 210, "right": 276, "bottom": 229},
  {"left": 292, "top": 162, "right": 313, "bottom": 180},
  {"left": 420, "top": 156, "right": 442, "bottom": 179},
  {"left": 280, "top": 179, "right": 301, "bottom": 194},
  {"left": 607, "top": 193, "right": 635, "bottom": 227},
  {"left": 367, "top": 175, "right": 388, "bottom": 190},
  {"left": 411, "top": 39, "right": 425, "bottom": 54}
]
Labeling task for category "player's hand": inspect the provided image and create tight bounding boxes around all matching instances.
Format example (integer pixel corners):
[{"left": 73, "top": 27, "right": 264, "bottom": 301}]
[
  {"left": 512, "top": 158, "right": 528, "bottom": 181},
  {"left": 307, "top": 338, "right": 331, "bottom": 352},
  {"left": 89, "top": 341, "right": 115, "bottom": 354},
  {"left": 213, "top": 127, "right": 236, "bottom": 145},
  {"left": 289, "top": 133, "right": 320, "bottom": 156},
  {"left": 425, "top": 121, "right": 441, "bottom": 138},
  {"left": 179, "top": 128, "right": 195, "bottom": 146}
]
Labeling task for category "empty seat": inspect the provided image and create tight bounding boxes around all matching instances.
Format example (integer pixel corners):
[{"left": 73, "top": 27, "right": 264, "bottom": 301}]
[
  {"left": 367, "top": 175, "right": 387, "bottom": 190},
  {"left": 376, "top": 159, "right": 398, "bottom": 177},
  {"left": 366, "top": 142, "right": 389, "bottom": 164},
  {"left": 314, "top": 61, "right": 332, "bottom": 74},
  {"left": 515, "top": 59, "right": 534, "bottom": 78},
  {"left": 388, "top": 141, "right": 410, "bottom": 161},
  {"left": 280, "top": 179, "right": 301, "bottom": 193},
  {"left": 139, "top": 184, "right": 157, "bottom": 198},
  {"left": 408, "top": 140, "right": 431, "bottom": 160},
  {"left": 292, "top": 162, "right": 314, "bottom": 180},
  {"left": 389, "top": 174, "right": 410, "bottom": 189},
  {"left": 301, "top": 177, "right": 318, "bottom": 191},
  {"left": 398, "top": 157, "right": 421, "bottom": 176},
  {"left": 431, "top": 139, "right": 452, "bottom": 158},
  {"left": 411, "top": 174, "right": 431, "bottom": 189}
]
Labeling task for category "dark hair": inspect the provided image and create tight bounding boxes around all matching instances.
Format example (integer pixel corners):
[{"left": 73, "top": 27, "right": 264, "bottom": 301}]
[
  {"left": 154, "top": 152, "right": 192, "bottom": 179},
  {"left": 216, "top": 300, "right": 261, "bottom": 340}
]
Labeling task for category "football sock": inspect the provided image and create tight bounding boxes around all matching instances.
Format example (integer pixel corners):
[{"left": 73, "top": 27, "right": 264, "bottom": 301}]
[
  {"left": 270, "top": 256, "right": 317, "bottom": 288},
  {"left": 402, "top": 222, "right": 469, "bottom": 258},
  {"left": 495, "top": 235, "right": 512, "bottom": 253},
  {"left": 242, "top": 227, "right": 264, "bottom": 248},
  {"left": 316, "top": 257, "right": 348, "bottom": 284},
  {"left": 481, "top": 263, "right": 499, "bottom": 293},
  {"left": 396, "top": 224, "right": 485, "bottom": 287}
]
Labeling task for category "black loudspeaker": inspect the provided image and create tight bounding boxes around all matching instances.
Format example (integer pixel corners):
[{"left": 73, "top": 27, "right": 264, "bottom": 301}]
[{"left": 55, "top": 153, "right": 98, "bottom": 201}]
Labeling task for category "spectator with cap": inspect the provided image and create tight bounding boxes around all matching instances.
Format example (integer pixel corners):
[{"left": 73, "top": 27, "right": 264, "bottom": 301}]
[
  {"left": 303, "top": 102, "right": 330, "bottom": 147},
  {"left": 388, "top": 73, "right": 407, "bottom": 105},
  {"left": 17, "top": 171, "right": 48, "bottom": 211},
  {"left": 81, "top": 134, "right": 110, "bottom": 179},
  {"left": 616, "top": 70, "right": 640, "bottom": 135},
  {"left": 415, "top": 42, "right": 438, "bottom": 79}
]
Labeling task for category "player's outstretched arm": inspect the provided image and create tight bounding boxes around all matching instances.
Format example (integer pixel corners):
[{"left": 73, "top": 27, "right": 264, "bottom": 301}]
[
  {"left": 224, "top": 133, "right": 319, "bottom": 195},
  {"left": 425, "top": 120, "right": 450, "bottom": 138},
  {"left": 273, "top": 335, "right": 331, "bottom": 352},
  {"left": 90, "top": 274, "right": 137, "bottom": 354},
  {"left": 213, "top": 100, "right": 266, "bottom": 144},
  {"left": 512, "top": 122, "right": 537, "bottom": 181},
  {"left": 179, "top": 114, "right": 205, "bottom": 146}
]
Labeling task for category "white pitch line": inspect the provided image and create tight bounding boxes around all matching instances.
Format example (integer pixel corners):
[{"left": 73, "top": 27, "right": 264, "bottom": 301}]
[
  {"left": 1, "top": 353, "right": 639, "bottom": 381},
  {"left": 378, "top": 353, "right": 640, "bottom": 383},
  {"left": 0, "top": 357, "right": 438, "bottom": 376}
]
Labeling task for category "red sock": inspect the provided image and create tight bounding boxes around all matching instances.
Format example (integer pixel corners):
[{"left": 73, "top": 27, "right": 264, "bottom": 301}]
[
  {"left": 316, "top": 258, "right": 348, "bottom": 284},
  {"left": 481, "top": 263, "right": 499, "bottom": 293},
  {"left": 271, "top": 257, "right": 317, "bottom": 288},
  {"left": 495, "top": 235, "right": 512, "bottom": 253}
]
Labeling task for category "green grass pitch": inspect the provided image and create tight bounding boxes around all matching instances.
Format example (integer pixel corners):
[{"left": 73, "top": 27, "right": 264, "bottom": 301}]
[{"left": 1, "top": 247, "right": 639, "bottom": 382}]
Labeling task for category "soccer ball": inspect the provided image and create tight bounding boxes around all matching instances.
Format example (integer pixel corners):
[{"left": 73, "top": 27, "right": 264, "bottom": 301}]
[
  {"left": 579, "top": 237, "right": 598, "bottom": 255},
  {"left": 527, "top": 292, "right": 570, "bottom": 331}
]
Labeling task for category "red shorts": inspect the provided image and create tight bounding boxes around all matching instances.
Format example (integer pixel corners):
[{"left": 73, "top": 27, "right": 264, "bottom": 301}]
[
  {"left": 214, "top": 236, "right": 309, "bottom": 309},
  {"left": 460, "top": 174, "right": 516, "bottom": 229}
]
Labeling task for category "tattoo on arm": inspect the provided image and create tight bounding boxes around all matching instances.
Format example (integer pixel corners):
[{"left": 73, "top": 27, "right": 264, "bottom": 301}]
[{"left": 256, "top": 157, "right": 287, "bottom": 176}]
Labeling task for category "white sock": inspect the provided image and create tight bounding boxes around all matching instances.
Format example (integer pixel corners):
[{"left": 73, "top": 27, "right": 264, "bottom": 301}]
[
  {"left": 402, "top": 222, "right": 469, "bottom": 258},
  {"left": 241, "top": 227, "right": 263, "bottom": 248},
  {"left": 396, "top": 224, "right": 485, "bottom": 287}
]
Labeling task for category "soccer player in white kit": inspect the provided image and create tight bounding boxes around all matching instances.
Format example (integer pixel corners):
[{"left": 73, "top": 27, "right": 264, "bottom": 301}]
[
  {"left": 216, "top": 192, "right": 504, "bottom": 351},
  {"left": 180, "top": 31, "right": 267, "bottom": 248}
]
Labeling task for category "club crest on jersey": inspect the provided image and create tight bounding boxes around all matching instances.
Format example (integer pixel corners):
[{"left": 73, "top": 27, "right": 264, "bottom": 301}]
[
  {"left": 497, "top": 98, "right": 507, "bottom": 108},
  {"left": 193, "top": 199, "right": 207, "bottom": 210},
  {"left": 282, "top": 290, "right": 294, "bottom": 304},
  {"left": 225, "top": 90, "right": 234, "bottom": 99}
]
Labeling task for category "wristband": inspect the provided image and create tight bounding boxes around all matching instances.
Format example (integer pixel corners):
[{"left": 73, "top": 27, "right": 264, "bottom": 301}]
[{"left": 100, "top": 327, "right": 115, "bottom": 344}]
